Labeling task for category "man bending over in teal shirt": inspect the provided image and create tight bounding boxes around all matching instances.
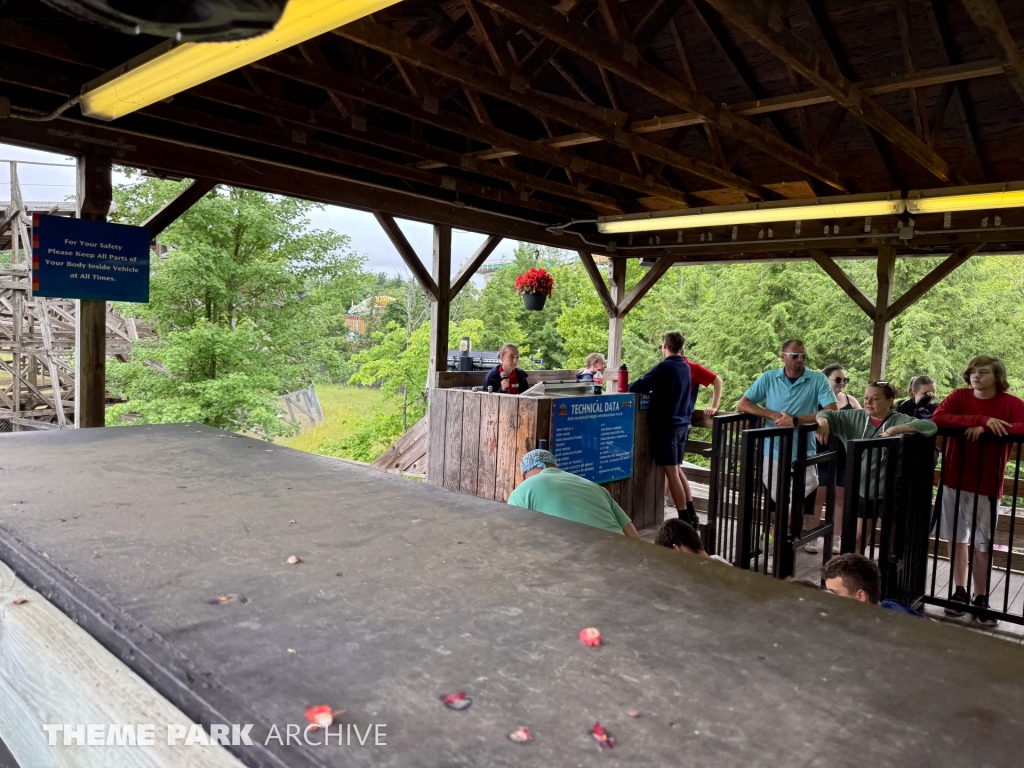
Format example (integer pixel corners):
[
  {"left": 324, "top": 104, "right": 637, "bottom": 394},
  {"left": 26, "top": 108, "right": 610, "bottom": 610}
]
[{"left": 507, "top": 450, "right": 642, "bottom": 538}]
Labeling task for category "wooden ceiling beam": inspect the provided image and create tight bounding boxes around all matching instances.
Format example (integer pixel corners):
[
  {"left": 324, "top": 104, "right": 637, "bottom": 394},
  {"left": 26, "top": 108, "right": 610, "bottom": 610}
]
[
  {"left": 424, "top": 58, "right": 1004, "bottom": 165},
  {"left": 0, "top": 115, "right": 597, "bottom": 254},
  {"left": 374, "top": 212, "right": 439, "bottom": 299},
  {"left": 576, "top": 250, "right": 617, "bottom": 318},
  {"left": 926, "top": 0, "right": 991, "bottom": 182},
  {"left": 894, "top": 0, "right": 929, "bottom": 142},
  {"left": 142, "top": 179, "right": 218, "bottom": 239},
  {"left": 330, "top": 20, "right": 768, "bottom": 198},
  {"left": 463, "top": 0, "right": 516, "bottom": 77},
  {"left": 800, "top": 0, "right": 905, "bottom": 191},
  {"left": 139, "top": 102, "right": 587, "bottom": 217},
  {"left": 616, "top": 256, "right": 674, "bottom": 317},
  {"left": 960, "top": 0, "right": 1024, "bottom": 104},
  {"left": 703, "top": 0, "right": 966, "bottom": 186},
  {"left": 689, "top": 0, "right": 803, "bottom": 156},
  {"left": 477, "top": 0, "right": 844, "bottom": 192},
  {"left": 633, "top": 0, "right": 689, "bottom": 52},
  {"left": 807, "top": 250, "right": 875, "bottom": 318},
  {"left": 196, "top": 81, "right": 583, "bottom": 208},
  {"left": 451, "top": 234, "right": 503, "bottom": 297},
  {"left": 253, "top": 54, "right": 697, "bottom": 207},
  {"left": 515, "top": 0, "right": 598, "bottom": 84},
  {"left": 886, "top": 242, "right": 982, "bottom": 321}
]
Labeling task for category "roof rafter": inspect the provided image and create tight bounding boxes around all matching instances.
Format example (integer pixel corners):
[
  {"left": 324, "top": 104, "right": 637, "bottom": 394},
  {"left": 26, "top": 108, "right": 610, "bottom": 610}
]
[
  {"left": 703, "top": 0, "right": 966, "bottom": 186},
  {"left": 334, "top": 17, "right": 771, "bottom": 199},
  {"left": 478, "top": 0, "right": 845, "bottom": 192},
  {"left": 253, "top": 54, "right": 698, "bottom": 207},
  {"left": 960, "top": 0, "right": 1024, "bottom": 103}
]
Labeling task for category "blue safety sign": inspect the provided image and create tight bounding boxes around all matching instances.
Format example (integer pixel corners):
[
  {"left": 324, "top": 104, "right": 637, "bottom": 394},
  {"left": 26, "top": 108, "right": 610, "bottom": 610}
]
[
  {"left": 32, "top": 214, "right": 150, "bottom": 302},
  {"left": 551, "top": 394, "right": 635, "bottom": 484}
]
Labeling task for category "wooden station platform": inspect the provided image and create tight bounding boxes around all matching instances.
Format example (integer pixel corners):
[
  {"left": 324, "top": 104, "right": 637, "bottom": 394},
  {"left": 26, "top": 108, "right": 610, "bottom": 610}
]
[{"left": 2, "top": 425, "right": 1024, "bottom": 766}]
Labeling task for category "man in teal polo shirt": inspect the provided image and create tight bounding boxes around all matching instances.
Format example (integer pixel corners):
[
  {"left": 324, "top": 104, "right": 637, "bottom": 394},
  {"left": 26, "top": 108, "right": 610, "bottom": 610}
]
[
  {"left": 738, "top": 339, "right": 837, "bottom": 544},
  {"left": 507, "top": 450, "right": 642, "bottom": 538}
]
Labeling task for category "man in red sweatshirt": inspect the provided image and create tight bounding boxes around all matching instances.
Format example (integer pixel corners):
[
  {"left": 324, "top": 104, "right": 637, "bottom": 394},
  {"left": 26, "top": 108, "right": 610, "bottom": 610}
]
[{"left": 932, "top": 355, "right": 1024, "bottom": 624}]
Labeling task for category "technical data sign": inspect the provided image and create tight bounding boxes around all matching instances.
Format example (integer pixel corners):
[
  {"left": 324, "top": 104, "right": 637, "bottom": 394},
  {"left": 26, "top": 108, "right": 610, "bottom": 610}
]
[
  {"left": 551, "top": 394, "right": 635, "bottom": 484},
  {"left": 32, "top": 214, "right": 150, "bottom": 302}
]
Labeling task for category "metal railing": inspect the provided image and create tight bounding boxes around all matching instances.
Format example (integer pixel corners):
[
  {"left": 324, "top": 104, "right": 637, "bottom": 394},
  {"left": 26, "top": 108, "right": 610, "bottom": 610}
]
[
  {"left": 733, "top": 424, "right": 838, "bottom": 577},
  {"left": 705, "top": 413, "right": 760, "bottom": 562},
  {"left": 917, "top": 431, "right": 1024, "bottom": 625}
]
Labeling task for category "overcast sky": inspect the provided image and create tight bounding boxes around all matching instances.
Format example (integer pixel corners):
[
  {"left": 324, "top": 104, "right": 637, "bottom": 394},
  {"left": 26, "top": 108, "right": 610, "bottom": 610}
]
[{"left": 1, "top": 141, "right": 528, "bottom": 279}]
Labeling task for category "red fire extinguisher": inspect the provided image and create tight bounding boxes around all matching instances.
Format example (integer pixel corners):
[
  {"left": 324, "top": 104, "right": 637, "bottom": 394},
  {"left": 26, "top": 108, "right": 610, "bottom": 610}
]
[{"left": 616, "top": 363, "right": 629, "bottom": 393}]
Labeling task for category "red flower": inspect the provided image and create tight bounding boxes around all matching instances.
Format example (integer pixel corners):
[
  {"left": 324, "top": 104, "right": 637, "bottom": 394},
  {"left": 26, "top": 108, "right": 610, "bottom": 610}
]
[{"left": 515, "top": 267, "right": 554, "bottom": 297}]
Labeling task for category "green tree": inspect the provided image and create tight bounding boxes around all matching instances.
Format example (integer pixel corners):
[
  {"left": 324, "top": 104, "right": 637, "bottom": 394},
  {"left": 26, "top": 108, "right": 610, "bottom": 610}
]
[{"left": 106, "top": 177, "right": 366, "bottom": 435}]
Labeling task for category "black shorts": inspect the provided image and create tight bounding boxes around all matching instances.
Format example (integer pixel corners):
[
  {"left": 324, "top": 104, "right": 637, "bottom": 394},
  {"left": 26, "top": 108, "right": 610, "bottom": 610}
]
[
  {"left": 858, "top": 498, "right": 886, "bottom": 520},
  {"left": 651, "top": 425, "right": 689, "bottom": 466},
  {"left": 816, "top": 441, "right": 847, "bottom": 488}
]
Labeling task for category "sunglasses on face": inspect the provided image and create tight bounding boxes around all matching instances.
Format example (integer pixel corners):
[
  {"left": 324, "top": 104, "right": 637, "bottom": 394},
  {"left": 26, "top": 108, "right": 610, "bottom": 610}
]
[
  {"left": 782, "top": 352, "right": 806, "bottom": 360},
  {"left": 831, "top": 376, "right": 849, "bottom": 384}
]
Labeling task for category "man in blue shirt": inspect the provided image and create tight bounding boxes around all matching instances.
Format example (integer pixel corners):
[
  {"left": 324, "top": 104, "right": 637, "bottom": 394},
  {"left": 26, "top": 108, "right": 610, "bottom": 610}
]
[
  {"left": 628, "top": 332, "right": 692, "bottom": 514},
  {"left": 738, "top": 338, "right": 837, "bottom": 542}
]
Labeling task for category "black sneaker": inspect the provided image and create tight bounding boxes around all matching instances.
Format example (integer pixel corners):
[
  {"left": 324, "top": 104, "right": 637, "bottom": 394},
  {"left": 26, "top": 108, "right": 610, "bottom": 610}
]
[
  {"left": 945, "top": 586, "right": 969, "bottom": 617},
  {"left": 973, "top": 595, "right": 998, "bottom": 627}
]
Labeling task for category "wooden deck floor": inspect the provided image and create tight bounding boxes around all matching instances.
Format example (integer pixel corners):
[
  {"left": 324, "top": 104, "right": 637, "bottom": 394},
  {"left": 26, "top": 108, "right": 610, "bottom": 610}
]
[{"left": 643, "top": 504, "right": 1024, "bottom": 646}]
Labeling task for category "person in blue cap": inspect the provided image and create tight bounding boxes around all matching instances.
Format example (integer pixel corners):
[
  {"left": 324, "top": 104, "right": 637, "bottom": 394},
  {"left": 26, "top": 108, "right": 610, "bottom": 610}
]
[{"left": 507, "top": 450, "right": 641, "bottom": 538}]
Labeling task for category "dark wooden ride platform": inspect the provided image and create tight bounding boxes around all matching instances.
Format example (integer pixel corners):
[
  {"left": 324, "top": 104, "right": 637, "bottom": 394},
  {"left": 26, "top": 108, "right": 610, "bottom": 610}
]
[{"left": 2, "top": 425, "right": 1024, "bottom": 767}]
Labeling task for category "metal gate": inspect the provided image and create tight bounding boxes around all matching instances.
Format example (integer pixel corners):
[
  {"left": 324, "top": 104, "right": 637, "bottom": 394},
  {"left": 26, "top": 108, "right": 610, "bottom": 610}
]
[{"left": 706, "top": 416, "right": 839, "bottom": 578}]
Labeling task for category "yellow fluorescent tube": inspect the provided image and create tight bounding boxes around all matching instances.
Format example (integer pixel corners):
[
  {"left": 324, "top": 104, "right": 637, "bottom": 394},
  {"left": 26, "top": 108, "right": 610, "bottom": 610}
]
[
  {"left": 80, "top": 0, "right": 400, "bottom": 121},
  {"left": 906, "top": 189, "right": 1024, "bottom": 214},
  {"left": 596, "top": 197, "right": 905, "bottom": 234}
]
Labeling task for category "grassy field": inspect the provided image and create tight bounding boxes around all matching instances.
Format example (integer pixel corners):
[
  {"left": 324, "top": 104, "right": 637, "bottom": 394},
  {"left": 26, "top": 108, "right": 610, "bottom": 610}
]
[{"left": 277, "top": 384, "right": 393, "bottom": 456}]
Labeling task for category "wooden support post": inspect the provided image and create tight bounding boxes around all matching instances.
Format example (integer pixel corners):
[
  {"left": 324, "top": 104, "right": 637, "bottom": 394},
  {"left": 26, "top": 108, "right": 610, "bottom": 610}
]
[
  {"left": 607, "top": 257, "right": 626, "bottom": 374},
  {"left": 428, "top": 224, "right": 452, "bottom": 389},
  {"left": 869, "top": 246, "right": 896, "bottom": 382},
  {"left": 75, "top": 156, "right": 112, "bottom": 428}
]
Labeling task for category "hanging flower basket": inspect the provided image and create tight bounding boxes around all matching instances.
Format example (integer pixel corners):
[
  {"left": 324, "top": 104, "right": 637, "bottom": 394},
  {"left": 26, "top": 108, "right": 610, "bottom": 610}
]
[{"left": 515, "top": 267, "right": 554, "bottom": 311}]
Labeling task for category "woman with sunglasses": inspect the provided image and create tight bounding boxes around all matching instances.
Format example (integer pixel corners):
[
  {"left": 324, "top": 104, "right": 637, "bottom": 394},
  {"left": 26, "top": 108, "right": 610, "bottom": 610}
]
[
  {"left": 822, "top": 364, "right": 861, "bottom": 411},
  {"left": 812, "top": 365, "right": 861, "bottom": 553},
  {"left": 816, "top": 381, "right": 937, "bottom": 553}
]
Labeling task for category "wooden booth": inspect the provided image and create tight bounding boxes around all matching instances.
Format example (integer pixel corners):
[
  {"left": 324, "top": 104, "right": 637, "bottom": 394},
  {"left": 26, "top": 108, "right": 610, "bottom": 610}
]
[{"left": 425, "top": 369, "right": 712, "bottom": 530}]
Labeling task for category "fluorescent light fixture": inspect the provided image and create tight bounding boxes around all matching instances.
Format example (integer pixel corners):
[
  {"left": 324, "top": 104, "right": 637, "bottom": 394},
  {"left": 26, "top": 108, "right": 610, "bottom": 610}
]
[
  {"left": 80, "top": 0, "right": 399, "bottom": 121},
  {"left": 906, "top": 182, "right": 1024, "bottom": 214},
  {"left": 596, "top": 192, "right": 905, "bottom": 234}
]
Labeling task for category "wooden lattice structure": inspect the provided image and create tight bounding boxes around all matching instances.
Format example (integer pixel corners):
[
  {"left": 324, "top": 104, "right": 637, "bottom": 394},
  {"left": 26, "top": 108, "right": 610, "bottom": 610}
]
[{"left": 1, "top": 162, "right": 151, "bottom": 426}]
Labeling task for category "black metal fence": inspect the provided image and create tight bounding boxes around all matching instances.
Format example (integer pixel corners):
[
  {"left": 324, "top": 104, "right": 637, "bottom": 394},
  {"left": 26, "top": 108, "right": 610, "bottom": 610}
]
[
  {"left": 840, "top": 434, "right": 931, "bottom": 606},
  {"left": 917, "top": 431, "right": 1024, "bottom": 625},
  {"left": 704, "top": 413, "right": 759, "bottom": 562},
  {"left": 711, "top": 419, "right": 1024, "bottom": 624},
  {"left": 706, "top": 417, "right": 839, "bottom": 576}
]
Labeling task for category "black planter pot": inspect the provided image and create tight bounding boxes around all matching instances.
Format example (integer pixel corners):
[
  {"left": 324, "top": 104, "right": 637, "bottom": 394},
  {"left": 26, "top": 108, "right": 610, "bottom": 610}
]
[{"left": 522, "top": 292, "right": 547, "bottom": 311}]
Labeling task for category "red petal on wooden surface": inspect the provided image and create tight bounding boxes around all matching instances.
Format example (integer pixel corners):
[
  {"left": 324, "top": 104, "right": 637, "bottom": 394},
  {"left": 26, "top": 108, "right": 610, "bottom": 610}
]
[
  {"left": 304, "top": 705, "right": 335, "bottom": 729},
  {"left": 579, "top": 627, "right": 602, "bottom": 646},
  {"left": 508, "top": 726, "right": 532, "bottom": 743},
  {"left": 591, "top": 722, "right": 615, "bottom": 749},
  {"left": 440, "top": 692, "right": 472, "bottom": 711},
  {"left": 12, "top": 597, "right": 28, "bottom": 605}
]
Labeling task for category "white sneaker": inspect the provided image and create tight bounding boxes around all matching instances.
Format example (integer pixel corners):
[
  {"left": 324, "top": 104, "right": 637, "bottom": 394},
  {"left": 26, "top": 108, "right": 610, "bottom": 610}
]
[
  {"left": 832, "top": 539, "right": 842, "bottom": 554},
  {"left": 664, "top": 495, "right": 675, "bottom": 508},
  {"left": 806, "top": 538, "right": 821, "bottom": 554}
]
